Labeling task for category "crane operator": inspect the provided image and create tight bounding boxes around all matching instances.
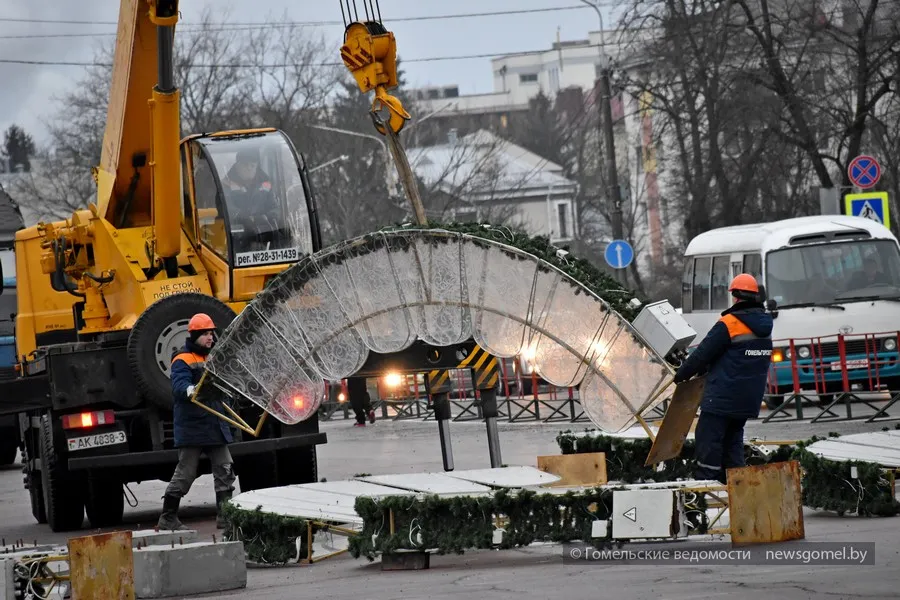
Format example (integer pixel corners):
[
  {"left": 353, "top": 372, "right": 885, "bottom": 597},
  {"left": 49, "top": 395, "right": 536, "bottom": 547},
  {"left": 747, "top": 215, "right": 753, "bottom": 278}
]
[{"left": 223, "top": 147, "right": 283, "bottom": 253}]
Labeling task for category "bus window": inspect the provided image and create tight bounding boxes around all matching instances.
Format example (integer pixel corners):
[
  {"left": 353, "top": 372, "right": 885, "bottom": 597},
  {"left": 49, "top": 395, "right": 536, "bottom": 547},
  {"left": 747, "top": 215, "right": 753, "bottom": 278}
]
[
  {"left": 743, "top": 253, "right": 762, "bottom": 283},
  {"left": 692, "top": 256, "right": 712, "bottom": 311},
  {"left": 681, "top": 259, "right": 694, "bottom": 313},
  {"left": 711, "top": 255, "right": 730, "bottom": 309}
]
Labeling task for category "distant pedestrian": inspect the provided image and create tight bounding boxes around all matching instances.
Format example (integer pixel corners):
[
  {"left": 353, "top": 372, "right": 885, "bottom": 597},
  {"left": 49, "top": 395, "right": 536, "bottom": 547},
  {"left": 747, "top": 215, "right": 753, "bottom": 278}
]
[{"left": 347, "top": 377, "right": 376, "bottom": 427}]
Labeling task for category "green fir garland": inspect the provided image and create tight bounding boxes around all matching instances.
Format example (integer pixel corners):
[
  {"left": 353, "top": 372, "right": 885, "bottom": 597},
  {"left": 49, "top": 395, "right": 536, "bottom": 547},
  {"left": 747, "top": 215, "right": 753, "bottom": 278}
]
[
  {"left": 346, "top": 487, "right": 625, "bottom": 561},
  {"left": 557, "top": 429, "right": 899, "bottom": 517},
  {"left": 555, "top": 429, "right": 697, "bottom": 483},
  {"left": 377, "top": 221, "right": 641, "bottom": 319},
  {"left": 790, "top": 436, "right": 899, "bottom": 518},
  {"left": 220, "top": 502, "right": 313, "bottom": 565}
]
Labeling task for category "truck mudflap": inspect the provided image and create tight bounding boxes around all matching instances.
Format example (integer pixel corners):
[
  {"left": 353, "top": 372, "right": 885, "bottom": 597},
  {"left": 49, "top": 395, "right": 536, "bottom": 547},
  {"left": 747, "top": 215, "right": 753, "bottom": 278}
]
[{"left": 66, "top": 431, "right": 327, "bottom": 471}]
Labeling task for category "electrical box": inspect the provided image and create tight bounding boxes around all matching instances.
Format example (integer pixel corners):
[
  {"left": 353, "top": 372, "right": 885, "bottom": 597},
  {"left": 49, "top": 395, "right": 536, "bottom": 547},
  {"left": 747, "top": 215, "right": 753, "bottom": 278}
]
[
  {"left": 611, "top": 489, "right": 688, "bottom": 540},
  {"left": 632, "top": 300, "right": 697, "bottom": 359}
]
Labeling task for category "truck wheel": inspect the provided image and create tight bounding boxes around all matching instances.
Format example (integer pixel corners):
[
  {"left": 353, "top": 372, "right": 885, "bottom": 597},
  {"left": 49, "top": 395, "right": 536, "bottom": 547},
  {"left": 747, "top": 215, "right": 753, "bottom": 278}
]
[
  {"left": 85, "top": 476, "right": 125, "bottom": 528},
  {"left": 39, "top": 415, "right": 86, "bottom": 532},
  {"left": 22, "top": 439, "right": 47, "bottom": 523},
  {"left": 127, "top": 293, "right": 237, "bottom": 409}
]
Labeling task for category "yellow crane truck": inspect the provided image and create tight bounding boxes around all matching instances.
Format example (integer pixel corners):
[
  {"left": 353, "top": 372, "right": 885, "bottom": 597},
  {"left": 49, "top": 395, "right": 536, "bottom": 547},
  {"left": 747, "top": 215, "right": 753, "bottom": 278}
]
[{"left": 0, "top": 0, "right": 328, "bottom": 532}]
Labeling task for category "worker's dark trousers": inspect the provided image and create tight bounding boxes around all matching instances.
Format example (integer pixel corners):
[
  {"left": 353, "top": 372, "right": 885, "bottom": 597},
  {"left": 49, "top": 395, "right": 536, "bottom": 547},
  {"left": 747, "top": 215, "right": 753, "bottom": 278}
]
[
  {"left": 165, "top": 446, "right": 235, "bottom": 497},
  {"left": 347, "top": 377, "right": 372, "bottom": 425},
  {"left": 693, "top": 412, "right": 747, "bottom": 484}
]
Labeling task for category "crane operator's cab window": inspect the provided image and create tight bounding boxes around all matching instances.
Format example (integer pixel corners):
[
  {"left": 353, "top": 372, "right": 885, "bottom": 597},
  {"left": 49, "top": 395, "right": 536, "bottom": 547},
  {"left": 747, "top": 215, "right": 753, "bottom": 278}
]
[{"left": 195, "top": 132, "right": 314, "bottom": 268}]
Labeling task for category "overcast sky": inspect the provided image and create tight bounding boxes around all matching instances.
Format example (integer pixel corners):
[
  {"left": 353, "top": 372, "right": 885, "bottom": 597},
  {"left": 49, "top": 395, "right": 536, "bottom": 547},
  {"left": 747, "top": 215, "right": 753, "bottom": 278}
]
[{"left": 0, "top": 1, "right": 620, "bottom": 146}]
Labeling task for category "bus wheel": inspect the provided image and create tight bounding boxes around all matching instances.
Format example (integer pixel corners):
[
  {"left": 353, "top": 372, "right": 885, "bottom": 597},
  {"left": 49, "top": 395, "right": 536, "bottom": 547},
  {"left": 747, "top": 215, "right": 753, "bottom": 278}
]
[{"left": 764, "top": 395, "right": 785, "bottom": 411}]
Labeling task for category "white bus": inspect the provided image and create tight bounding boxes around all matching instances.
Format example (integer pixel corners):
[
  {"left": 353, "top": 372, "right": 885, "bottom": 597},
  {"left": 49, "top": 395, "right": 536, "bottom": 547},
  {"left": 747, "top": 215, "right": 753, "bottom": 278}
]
[{"left": 681, "top": 215, "right": 900, "bottom": 407}]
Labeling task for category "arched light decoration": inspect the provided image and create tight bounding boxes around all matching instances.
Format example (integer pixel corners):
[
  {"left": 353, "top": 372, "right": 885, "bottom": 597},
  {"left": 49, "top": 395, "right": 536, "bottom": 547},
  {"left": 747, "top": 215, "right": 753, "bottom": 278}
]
[{"left": 203, "top": 228, "right": 673, "bottom": 432}]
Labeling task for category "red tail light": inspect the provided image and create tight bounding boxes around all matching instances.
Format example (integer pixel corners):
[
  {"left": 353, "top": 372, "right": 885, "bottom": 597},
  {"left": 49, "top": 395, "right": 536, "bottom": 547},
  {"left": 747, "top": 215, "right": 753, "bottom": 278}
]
[
  {"left": 62, "top": 410, "right": 115, "bottom": 430},
  {"left": 292, "top": 396, "right": 305, "bottom": 409}
]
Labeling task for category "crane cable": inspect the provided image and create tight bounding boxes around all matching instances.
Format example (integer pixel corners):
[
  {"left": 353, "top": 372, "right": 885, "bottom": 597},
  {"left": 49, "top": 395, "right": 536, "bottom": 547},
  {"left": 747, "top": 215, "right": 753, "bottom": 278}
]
[{"left": 340, "top": 0, "right": 427, "bottom": 225}]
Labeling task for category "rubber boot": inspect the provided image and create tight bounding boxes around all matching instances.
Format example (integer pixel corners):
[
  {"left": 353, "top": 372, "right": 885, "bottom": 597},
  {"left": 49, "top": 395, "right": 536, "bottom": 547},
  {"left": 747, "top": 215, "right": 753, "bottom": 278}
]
[
  {"left": 216, "top": 490, "right": 232, "bottom": 529},
  {"left": 156, "top": 494, "right": 188, "bottom": 531}
]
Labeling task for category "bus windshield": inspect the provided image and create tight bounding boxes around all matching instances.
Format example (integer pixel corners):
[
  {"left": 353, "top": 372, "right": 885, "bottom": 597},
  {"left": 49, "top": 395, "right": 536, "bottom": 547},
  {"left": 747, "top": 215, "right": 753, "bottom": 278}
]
[{"left": 766, "top": 239, "right": 900, "bottom": 308}]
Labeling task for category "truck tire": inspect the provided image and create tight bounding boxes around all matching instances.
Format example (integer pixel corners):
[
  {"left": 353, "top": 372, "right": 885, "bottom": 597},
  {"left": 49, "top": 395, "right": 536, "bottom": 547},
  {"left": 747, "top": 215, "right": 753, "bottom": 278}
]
[
  {"left": 21, "top": 438, "right": 47, "bottom": 523},
  {"left": 127, "top": 293, "right": 237, "bottom": 409},
  {"left": 85, "top": 475, "right": 125, "bottom": 528},
  {"left": 39, "top": 415, "right": 86, "bottom": 532}
]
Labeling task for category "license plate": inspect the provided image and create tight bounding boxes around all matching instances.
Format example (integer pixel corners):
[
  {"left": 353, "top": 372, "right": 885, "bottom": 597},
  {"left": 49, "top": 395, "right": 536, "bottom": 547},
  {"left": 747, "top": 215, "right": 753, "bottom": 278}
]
[
  {"left": 234, "top": 247, "right": 301, "bottom": 267},
  {"left": 831, "top": 359, "right": 869, "bottom": 371},
  {"left": 67, "top": 431, "right": 127, "bottom": 452}
]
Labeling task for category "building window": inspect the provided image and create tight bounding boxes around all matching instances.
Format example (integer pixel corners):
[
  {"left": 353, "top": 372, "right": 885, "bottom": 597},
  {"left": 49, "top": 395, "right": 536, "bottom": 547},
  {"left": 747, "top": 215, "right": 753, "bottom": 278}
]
[
  {"left": 554, "top": 200, "right": 573, "bottom": 241},
  {"left": 520, "top": 73, "right": 538, "bottom": 84}
]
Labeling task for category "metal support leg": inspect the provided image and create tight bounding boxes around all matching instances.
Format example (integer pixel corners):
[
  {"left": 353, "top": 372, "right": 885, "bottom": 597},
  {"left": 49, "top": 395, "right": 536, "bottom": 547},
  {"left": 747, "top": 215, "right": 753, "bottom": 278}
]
[
  {"left": 433, "top": 392, "right": 454, "bottom": 471},
  {"left": 480, "top": 388, "right": 502, "bottom": 468}
]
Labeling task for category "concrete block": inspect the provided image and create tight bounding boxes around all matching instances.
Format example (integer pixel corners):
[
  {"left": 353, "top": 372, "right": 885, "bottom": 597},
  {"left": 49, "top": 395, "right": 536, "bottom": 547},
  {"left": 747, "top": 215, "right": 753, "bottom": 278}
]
[
  {"left": 134, "top": 541, "right": 246, "bottom": 599},
  {"left": 131, "top": 529, "right": 199, "bottom": 548},
  {"left": 1, "top": 559, "right": 14, "bottom": 600},
  {"left": 381, "top": 551, "right": 430, "bottom": 571}
]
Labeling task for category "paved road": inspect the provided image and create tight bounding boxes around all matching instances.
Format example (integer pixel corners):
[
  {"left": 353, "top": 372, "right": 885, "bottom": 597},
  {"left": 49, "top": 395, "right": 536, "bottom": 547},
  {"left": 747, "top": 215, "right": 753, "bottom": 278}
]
[{"left": 0, "top": 417, "right": 896, "bottom": 598}]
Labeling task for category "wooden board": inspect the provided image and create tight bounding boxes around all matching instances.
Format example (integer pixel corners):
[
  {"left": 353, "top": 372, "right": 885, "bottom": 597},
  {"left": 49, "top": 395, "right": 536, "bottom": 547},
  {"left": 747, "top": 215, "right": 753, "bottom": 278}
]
[
  {"left": 537, "top": 453, "right": 607, "bottom": 487},
  {"left": 644, "top": 376, "right": 706, "bottom": 466},
  {"left": 727, "top": 460, "right": 804, "bottom": 545},
  {"left": 446, "top": 466, "right": 561, "bottom": 488},
  {"left": 68, "top": 531, "right": 135, "bottom": 600}
]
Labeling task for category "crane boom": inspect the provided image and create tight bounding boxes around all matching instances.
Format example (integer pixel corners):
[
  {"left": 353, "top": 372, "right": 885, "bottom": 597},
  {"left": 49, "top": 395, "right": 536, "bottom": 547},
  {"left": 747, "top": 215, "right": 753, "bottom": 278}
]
[{"left": 95, "top": 0, "right": 181, "bottom": 276}]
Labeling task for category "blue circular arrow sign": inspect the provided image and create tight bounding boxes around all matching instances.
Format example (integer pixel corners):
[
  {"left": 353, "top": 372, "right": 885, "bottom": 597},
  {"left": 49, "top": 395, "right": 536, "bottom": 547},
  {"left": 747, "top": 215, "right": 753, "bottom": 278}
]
[{"left": 604, "top": 239, "right": 634, "bottom": 270}]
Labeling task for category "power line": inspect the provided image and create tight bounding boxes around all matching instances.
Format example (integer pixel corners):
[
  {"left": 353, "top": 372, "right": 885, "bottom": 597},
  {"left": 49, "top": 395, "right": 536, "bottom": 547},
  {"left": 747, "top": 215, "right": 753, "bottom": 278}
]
[
  {"left": 0, "top": 42, "right": 629, "bottom": 68},
  {"left": 0, "top": 3, "right": 622, "bottom": 29}
]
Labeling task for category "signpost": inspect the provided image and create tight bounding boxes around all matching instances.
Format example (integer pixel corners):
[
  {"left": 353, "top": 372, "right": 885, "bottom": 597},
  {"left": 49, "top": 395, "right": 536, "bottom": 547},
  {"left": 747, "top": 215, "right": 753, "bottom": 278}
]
[
  {"left": 604, "top": 239, "right": 634, "bottom": 270},
  {"left": 844, "top": 191, "right": 891, "bottom": 229},
  {"left": 847, "top": 155, "right": 881, "bottom": 190}
]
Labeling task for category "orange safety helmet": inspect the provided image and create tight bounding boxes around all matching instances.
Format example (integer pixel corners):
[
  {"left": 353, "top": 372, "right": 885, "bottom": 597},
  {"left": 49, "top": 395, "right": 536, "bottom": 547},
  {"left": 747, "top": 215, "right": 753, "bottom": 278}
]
[
  {"left": 188, "top": 313, "right": 216, "bottom": 332},
  {"left": 729, "top": 273, "right": 759, "bottom": 294}
]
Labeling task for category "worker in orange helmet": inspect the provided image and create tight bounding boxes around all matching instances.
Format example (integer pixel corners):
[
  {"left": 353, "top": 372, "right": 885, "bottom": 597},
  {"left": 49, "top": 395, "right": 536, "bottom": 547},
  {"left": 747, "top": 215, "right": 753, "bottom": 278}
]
[
  {"left": 673, "top": 273, "right": 774, "bottom": 484},
  {"left": 157, "top": 313, "right": 236, "bottom": 531}
]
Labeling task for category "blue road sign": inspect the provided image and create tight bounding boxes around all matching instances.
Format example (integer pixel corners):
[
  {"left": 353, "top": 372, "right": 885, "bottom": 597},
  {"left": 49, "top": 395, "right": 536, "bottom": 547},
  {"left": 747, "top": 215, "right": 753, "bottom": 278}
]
[
  {"left": 604, "top": 239, "right": 634, "bottom": 270},
  {"left": 848, "top": 155, "right": 881, "bottom": 189},
  {"left": 845, "top": 191, "right": 891, "bottom": 229}
]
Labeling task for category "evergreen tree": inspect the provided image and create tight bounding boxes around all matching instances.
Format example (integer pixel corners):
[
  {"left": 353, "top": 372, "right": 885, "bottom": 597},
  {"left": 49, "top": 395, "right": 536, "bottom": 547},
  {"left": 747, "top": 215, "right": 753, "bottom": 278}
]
[{"left": 2, "top": 125, "right": 36, "bottom": 173}]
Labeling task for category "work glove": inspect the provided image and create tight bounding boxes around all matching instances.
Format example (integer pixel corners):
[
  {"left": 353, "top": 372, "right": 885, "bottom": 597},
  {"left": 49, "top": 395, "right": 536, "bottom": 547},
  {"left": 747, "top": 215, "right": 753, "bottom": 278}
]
[{"left": 186, "top": 385, "right": 196, "bottom": 399}]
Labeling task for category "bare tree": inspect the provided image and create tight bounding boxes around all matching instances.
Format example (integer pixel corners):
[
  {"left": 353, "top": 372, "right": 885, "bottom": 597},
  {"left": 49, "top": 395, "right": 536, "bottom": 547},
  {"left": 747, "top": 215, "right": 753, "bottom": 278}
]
[{"left": 734, "top": 0, "right": 900, "bottom": 189}]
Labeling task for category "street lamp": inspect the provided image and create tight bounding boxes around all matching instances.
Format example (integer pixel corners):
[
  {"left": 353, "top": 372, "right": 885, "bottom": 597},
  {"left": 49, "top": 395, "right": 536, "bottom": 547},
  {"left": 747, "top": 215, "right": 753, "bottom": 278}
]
[
  {"left": 304, "top": 124, "right": 398, "bottom": 196},
  {"left": 579, "top": 0, "right": 625, "bottom": 272},
  {"left": 309, "top": 154, "right": 350, "bottom": 174}
]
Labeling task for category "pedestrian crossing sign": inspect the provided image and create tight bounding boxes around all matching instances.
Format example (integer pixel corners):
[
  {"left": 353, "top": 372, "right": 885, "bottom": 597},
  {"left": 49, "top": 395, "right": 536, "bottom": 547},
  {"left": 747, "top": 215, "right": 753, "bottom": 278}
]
[{"left": 845, "top": 191, "right": 890, "bottom": 229}]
